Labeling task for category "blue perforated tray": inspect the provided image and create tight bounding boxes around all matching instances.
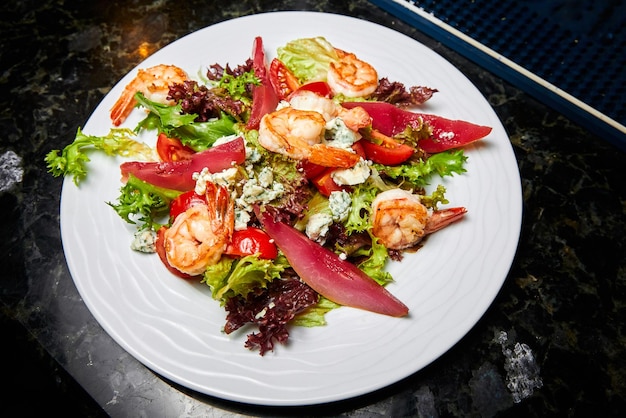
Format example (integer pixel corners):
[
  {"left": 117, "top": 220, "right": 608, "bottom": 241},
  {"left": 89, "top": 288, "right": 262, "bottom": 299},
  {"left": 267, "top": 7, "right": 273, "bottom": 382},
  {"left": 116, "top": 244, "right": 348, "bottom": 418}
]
[{"left": 369, "top": 0, "right": 626, "bottom": 150}]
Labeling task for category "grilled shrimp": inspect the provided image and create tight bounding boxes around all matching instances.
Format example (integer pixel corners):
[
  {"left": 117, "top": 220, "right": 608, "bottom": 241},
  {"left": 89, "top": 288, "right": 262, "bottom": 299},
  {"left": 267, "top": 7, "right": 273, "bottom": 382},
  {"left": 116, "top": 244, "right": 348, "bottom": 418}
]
[
  {"left": 163, "top": 182, "right": 234, "bottom": 276},
  {"left": 110, "top": 64, "right": 188, "bottom": 126},
  {"left": 327, "top": 49, "right": 378, "bottom": 98},
  {"left": 258, "top": 107, "right": 361, "bottom": 168},
  {"left": 289, "top": 89, "right": 372, "bottom": 131},
  {"left": 371, "top": 188, "right": 467, "bottom": 250}
]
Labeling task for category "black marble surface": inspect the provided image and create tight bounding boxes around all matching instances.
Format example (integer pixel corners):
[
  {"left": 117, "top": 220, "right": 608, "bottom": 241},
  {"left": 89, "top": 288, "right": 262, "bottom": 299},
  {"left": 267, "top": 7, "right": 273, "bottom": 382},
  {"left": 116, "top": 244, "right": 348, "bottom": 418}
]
[{"left": 1, "top": 0, "right": 625, "bottom": 416}]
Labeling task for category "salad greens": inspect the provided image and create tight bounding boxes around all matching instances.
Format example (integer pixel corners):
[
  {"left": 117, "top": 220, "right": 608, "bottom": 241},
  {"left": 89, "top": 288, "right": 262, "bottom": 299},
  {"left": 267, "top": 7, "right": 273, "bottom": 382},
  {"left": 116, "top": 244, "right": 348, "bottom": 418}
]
[
  {"left": 134, "top": 92, "right": 238, "bottom": 150},
  {"left": 47, "top": 35, "right": 485, "bottom": 354},
  {"left": 107, "top": 174, "right": 181, "bottom": 230},
  {"left": 277, "top": 36, "right": 339, "bottom": 83},
  {"left": 45, "top": 127, "right": 154, "bottom": 186}
]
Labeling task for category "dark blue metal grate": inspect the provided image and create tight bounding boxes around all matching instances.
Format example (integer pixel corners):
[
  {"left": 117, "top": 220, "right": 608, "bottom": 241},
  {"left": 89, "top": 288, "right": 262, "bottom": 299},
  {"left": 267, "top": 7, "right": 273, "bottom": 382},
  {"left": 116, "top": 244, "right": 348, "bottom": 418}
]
[{"left": 369, "top": 0, "right": 626, "bottom": 150}]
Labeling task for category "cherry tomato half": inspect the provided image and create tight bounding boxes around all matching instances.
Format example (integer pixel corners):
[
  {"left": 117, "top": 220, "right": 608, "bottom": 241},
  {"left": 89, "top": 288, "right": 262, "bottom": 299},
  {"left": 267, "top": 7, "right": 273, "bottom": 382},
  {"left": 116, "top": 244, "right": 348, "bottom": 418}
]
[
  {"left": 360, "top": 131, "right": 414, "bottom": 165},
  {"left": 169, "top": 190, "right": 207, "bottom": 220},
  {"left": 156, "top": 132, "right": 196, "bottom": 162},
  {"left": 311, "top": 168, "right": 350, "bottom": 197},
  {"left": 225, "top": 227, "right": 278, "bottom": 259},
  {"left": 290, "top": 81, "right": 333, "bottom": 99},
  {"left": 269, "top": 58, "right": 300, "bottom": 100}
]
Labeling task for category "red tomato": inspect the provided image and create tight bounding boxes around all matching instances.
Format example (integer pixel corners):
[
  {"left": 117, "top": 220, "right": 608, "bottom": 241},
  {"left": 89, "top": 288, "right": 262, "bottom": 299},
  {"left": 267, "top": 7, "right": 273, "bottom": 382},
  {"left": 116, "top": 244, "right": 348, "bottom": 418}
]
[
  {"left": 169, "top": 190, "right": 207, "bottom": 220},
  {"left": 120, "top": 136, "right": 246, "bottom": 191},
  {"left": 269, "top": 58, "right": 300, "bottom": 100},
  {"left": 155, "top": 227, "right": 198, "bottom": 279},
  {"left": 351, "top": 141, "right": 366, "bottom": 159},
  {"left": 298, "top": 160, "right": 327, "bottom": 180},
  {"left": 293, "top": 81, "right": 333, "bottom": 98},
  {"left": 311, "top": 169, "right": 349, "bottom": 197},
  {"left": 225, "top": 227, "right": 278, "bottom": 259},
  {"left": 156, "top": 133, "right": 195, "bottom": 162},
  {"left": 246, "top": 37, "right": 279, "bottom": 130},
  {"left": 360, "top": 134, "right": 414, "bottom": 165}
]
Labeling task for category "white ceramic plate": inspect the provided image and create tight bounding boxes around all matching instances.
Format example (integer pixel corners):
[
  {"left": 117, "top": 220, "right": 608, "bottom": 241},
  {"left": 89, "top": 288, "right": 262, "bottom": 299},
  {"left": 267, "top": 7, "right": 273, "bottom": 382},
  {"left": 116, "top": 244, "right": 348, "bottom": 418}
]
[{"left": 60, "top": 11, "right": 522, "bottom": 406}]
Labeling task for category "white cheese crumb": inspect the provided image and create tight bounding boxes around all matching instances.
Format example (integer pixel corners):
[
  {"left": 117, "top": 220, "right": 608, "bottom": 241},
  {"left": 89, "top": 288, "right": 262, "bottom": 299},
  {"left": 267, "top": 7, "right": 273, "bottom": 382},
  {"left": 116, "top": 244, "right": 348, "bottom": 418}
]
[
  {"left": 324, "top": 117, "right": 360, "bottom": 149},
  {"left": 193, "top": 166, "right": 238, "bottom": 195},
  {"left": 329, "top": 190, "right": 351, "bottom": 222},
  {"left": 255, "top": 307, "right": 268, "bottom": 319},
  {"left": 130, "top": 229, "right": 157, "bottom": 253},
  {"left": 331, "top": 158, "right": 371, "bottom": 186},
  {"left": 305, "top": 213, "right": 333, "bottom": 244},
  {"left": 440, "top": 131, "right": 455, "bottom": 140}
]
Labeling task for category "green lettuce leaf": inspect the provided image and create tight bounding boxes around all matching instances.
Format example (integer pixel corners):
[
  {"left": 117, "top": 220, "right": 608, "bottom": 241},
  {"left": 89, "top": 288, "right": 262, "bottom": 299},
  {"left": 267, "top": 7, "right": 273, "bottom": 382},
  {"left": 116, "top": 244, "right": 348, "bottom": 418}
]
[
  {"left": 203, "top": 254, "right": 289, "bottom": 302},
  {"left": 45, "top": 128, "right": 154, "bottom": 186},
  {"left": 134, "top": 92, "right": 237, "bottom": 151},
  {"left": 374, "top": 149, "right": 467, "bottom": 188},
  {"left": 292, "top": 297, "right": 340, "bottom": 327},
  {"left": 277, "top": 37, "right": 339, "bottom": 83},
  {"left": 107, "top": 174, "right": 181, "bottom": 230}
]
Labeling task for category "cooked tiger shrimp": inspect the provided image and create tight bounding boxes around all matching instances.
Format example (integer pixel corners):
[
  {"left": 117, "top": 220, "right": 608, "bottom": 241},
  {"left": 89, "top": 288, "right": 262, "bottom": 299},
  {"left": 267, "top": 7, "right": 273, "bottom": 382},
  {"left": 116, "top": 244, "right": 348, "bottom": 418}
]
[
  {"left": 371, "top": 188, "right": 467, "bottom": 250},
  {"left": 327, "top": 49, "right": 378, "bottom": 98},
  {"left": 110, "top": 64, "right": 188, "bottom": 126},
  {"left": 163, "top": 182, "right": 234, "bottom": 276},
  {"left": 258, "top": 107, "right": 361, "bottom": 168},
  {"left": 289, "top": 89, "right": 372, "bottom": 131}
]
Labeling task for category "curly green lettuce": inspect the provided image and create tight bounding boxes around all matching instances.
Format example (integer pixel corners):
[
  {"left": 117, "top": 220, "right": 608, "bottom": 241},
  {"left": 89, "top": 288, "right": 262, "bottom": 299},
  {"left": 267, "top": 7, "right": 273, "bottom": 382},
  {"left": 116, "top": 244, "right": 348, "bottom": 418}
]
[
  {"left": 107, "top": 174, "right": 181, "bottom": 230},
  {"left": 203, "top": 254, "right": 289, "bottom": 302},
  {"left": 45, "top": 128, "right": 154, "bottom": 186},
  {"left": 374, "top": 149, "right": 467, "bottom": 188}
]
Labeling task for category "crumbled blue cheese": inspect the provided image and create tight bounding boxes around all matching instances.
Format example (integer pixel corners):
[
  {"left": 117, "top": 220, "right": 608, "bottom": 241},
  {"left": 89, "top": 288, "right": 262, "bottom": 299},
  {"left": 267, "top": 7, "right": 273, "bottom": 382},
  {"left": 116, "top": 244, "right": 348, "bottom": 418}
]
[
  {"left": 193, "top": 166, "right": 238, "bottom": 195},
  {"left": 234, "top": 209, "right": 251, "bottom": 231},
  {"left": 257, "top": 166, "right": 274, "bottom": 188},
  {"left": 331, "top": 158, "right": 371, "bottom": 186},
  {"left": 325, "top": 117, "right": 360, "bottom": 150},
  {"left": 239, "top": 176, "right": 284, "bottom": 206},
  {"left": 130, "top": 229, "right": 157, "bottom": 253},
  {"left": 234, "top": 168, "right": 285, "bottom": 231},
  {"left": 305, "top": 213, "right": 333, "bottom": 244},
  {"left": 329, "top": 190, "right": 351, "bottom": 222}
]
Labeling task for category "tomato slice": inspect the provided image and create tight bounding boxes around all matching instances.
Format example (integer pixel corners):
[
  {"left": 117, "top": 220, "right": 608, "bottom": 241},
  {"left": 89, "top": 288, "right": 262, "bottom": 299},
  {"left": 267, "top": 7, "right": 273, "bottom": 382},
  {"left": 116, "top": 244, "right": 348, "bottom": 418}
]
[
  {"left": 155, "top": 227, "right": 198, "bottom": 279},
  {"left": 290, "top": 81, "right": 333, "bottom": 99},
  {"left": 269, "top": 58, "right": 300, "bottom": 100},
  {"left": 156, "top": 133, "right": 195, "bottom": 162},
  {"left": 225, "top": 227, "right": 278, "bottom": 259},
  {"left": 351, "top": 140, "right": 367, "bottom": 159},
  {"left": 311, "top": 168, "right": 349, "bottom": 197},
  {"left": 169, "top": 190, "right": 207, "bottom": 220},
  {"left": 298, "top": 160, "right": 327, "bottom": 180},
  {"left": 360, "top": 131, "right": 414, "bottom": 165}
]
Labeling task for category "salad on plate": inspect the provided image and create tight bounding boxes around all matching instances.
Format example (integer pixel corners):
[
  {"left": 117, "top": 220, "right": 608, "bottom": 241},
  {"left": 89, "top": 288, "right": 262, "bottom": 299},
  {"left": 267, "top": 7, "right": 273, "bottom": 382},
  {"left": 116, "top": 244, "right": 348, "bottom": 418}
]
[{"left": 46, "top": 36, "right": 491, "bottom": 355}]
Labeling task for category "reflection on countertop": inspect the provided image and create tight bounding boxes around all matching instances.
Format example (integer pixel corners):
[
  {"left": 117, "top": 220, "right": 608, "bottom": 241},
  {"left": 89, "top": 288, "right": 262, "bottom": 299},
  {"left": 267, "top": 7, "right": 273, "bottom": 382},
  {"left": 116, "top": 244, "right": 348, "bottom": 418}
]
[{"left": 1, "top": 0, "right": 625, "bottom": 417}]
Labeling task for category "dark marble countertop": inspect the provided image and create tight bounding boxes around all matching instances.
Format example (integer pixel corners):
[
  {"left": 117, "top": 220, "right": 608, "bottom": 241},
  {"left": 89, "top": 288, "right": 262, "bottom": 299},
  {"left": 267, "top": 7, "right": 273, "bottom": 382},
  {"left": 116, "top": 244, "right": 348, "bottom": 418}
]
[{"left": 2, "top": 1, "right": 625, "bottom": 416}]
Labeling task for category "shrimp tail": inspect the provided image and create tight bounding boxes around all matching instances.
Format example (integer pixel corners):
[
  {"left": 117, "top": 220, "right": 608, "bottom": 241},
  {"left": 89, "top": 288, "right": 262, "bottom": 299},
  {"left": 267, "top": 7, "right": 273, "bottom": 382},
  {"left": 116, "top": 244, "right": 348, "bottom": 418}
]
[
  {"left": 109, "top": 65, "right": 188, "bottom": 126},
  {"left": 110, "top": 85, "right": 138, "bottom": 126},
  {"left": 205, "top": 182, "right": 234, "bottom": 241},
  {"left": 424, "top": 207, "right": 467, "bottom": 235},
  {"left": 308, "top": 145, "right": 361, "bottom": 168}
]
